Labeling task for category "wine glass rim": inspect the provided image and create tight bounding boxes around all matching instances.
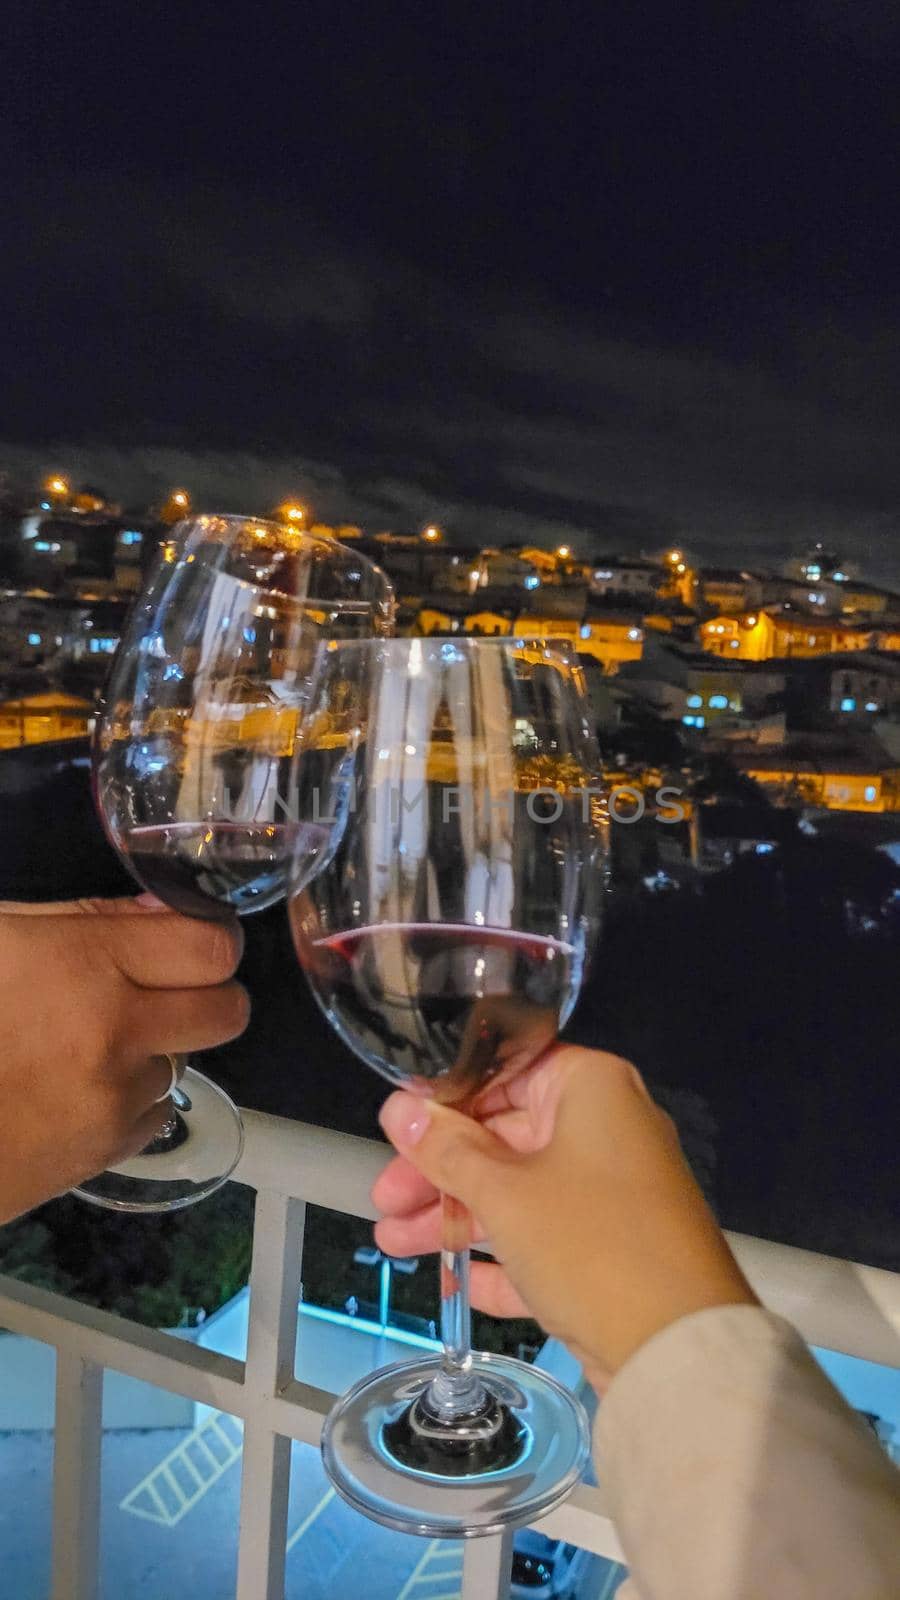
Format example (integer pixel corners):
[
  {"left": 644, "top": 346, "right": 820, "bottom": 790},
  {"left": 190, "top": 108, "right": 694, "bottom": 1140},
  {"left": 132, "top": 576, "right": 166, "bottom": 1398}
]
[{"left": 165, "top": 512, "right": 394, "bottom": 609}]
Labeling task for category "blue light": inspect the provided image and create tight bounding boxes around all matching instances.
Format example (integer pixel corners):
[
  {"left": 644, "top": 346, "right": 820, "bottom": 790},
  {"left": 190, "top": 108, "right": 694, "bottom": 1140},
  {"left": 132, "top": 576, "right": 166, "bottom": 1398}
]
[
  {"left": 686, "top": 693, "right": 703, "bottom": 708},
  {"left": 242, "top": 626, "right": 257, "bottom": 644},
  {"left": 709, "top": 693, "right": 728, "bottom": 709},
  {"left": 39, "top": 501, "right": 50, "bottom": 510},
  {"left": 865, "top": 785, "right": 877, "bottom": 804},
  {"left": 841, "top": 697, "right": 856, "bottom": 712},
  {"left": 865, "top": 701, "right": 879, "bottom": 712},
  {"left": 833, "top": 571, "right": 846, "bottom": 582},
  {"left": 119, "top": 529, "right": 142, "bottom": 545},
  {"left": 27, "top": 632, "right": 41, "bottom": 646},
  {"left": 523, "top": 574, "right": 540, "bottom": 590},
  {"left": 580, "top": 624, "right": 591, "bottom": 639}
]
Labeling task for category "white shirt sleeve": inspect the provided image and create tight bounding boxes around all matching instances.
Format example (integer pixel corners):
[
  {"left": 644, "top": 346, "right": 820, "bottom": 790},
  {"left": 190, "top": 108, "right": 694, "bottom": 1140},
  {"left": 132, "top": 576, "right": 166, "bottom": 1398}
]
[{"left": 594, "top": 1304, "right": 900, "bottom": 1600}]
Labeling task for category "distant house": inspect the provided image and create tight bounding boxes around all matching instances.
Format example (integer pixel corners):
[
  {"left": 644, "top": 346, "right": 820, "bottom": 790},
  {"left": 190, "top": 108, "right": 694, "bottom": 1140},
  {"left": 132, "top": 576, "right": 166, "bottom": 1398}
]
[
  {"left": 699, "top": 608, "right": 873, "bottom": 661},
  {"left": 589, "top": 555, "right": 666, "bottom": 602},
  {"left": 619, "top": 637, "right": 785, "bottom": 733},
  {"left": 0, "top": 690, "right": 93, "bottom": 749},
  {"left": 778, "top": 652, "right": 900, "bottom": 728},
  {"left": 727, "top": 733, "right": 900, "bottom": 813},
  {"left": 697, "top": 567, "right": 763, "bottom": 614}
]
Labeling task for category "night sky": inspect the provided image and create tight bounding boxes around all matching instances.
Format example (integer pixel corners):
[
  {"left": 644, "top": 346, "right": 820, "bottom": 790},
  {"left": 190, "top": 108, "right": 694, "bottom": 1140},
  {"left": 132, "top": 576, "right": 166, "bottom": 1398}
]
[{"left": 2, "top": 2, "right": 900, "bottom": 575}]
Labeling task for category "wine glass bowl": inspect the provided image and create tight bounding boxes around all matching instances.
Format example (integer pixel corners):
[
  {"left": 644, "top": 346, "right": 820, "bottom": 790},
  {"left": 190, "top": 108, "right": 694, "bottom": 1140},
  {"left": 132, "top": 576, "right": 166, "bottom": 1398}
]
[{"left": 288, "top": 636, "right": 603, "bottom": 1535}]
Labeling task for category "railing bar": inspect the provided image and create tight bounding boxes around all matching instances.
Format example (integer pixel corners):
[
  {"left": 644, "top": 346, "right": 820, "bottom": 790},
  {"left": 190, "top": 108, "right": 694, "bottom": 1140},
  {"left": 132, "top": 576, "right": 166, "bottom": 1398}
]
[
  {"left": 51, "top": 1350, "right": 102, "bottom": 1600},
  {"left": 461, "top": 1528, "right": 513, "bottom": 1600},
  {"left": 235, "top": 1191, "right": 306, "bottom": 1600}
]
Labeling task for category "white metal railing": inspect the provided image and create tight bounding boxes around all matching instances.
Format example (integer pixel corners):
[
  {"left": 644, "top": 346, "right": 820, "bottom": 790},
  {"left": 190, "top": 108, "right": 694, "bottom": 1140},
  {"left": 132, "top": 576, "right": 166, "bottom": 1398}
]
[{"left": 1, "top": 1108, "right": 899, "bottom": 1599}]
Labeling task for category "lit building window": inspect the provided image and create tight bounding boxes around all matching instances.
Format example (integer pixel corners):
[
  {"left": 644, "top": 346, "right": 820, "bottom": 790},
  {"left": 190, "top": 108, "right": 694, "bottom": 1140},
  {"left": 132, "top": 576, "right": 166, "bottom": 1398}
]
[
  {"left": 708, "top": 694, "right": 728, "bottom": 709},
  {"left": 840, "top": 697, "right": 856, "bottom": 711},
  {"left": 686, "top": 693, "right": 703, "bottom": 708}
]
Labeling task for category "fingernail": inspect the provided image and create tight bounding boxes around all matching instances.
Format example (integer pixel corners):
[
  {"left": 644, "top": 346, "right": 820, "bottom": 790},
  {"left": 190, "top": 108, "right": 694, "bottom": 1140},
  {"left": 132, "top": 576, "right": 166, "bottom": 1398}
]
[
  {"left": 134, "top": 892, "right": 168, "bottom": 910},
  {"left": 380, "top": 1092, "right": 431, "bottom": 1147}
]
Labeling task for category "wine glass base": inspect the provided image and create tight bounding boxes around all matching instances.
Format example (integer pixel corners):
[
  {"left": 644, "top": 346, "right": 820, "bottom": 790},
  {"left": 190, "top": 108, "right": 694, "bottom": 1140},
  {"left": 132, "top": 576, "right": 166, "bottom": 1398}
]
[
  {"left": 321, "top": 1351, "right": 590, "bottom": 1537},
  {"left": 72, "top": 1068, "right": 244, "bottom": 1212}
]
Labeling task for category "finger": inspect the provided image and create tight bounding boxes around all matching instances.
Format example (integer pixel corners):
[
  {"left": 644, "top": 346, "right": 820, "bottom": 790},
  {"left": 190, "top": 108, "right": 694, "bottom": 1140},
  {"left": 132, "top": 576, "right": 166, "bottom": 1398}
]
[
  {"left": 371, "top": 1154, "right": 438, "bottom": 1218},
  {"left": 374, "top": 1203, "right": 487, "bottom": 1257},
  {"left": 129, "top": 981, "right": 250, "bottom": 1058},
  {"left": 469, "top": 1260, "right": 533, "bottom": 1320},
  {"left": 96, "top": 911, "right": 245, "bottom": 990},
  {"left": 375, "top": 1200, "right": 443, "bottom": 1258},
  {"left": 378, "top": 1091, "right": 516, "bottom": 1215}
]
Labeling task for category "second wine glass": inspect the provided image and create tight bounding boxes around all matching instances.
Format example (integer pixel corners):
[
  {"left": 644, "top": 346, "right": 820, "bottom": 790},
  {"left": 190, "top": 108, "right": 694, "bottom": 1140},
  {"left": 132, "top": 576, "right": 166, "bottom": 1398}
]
[{"left": 288, "top": 636, "right": 603, "bottom": 1536}]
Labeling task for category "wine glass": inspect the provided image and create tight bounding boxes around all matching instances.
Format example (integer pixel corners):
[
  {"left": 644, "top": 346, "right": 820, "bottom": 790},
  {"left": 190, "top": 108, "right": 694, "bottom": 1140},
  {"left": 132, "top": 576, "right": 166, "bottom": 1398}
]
[
  {"left": 287, "top": 636, "right": 603, "bottom": 1537},
  {"left": 75, "top": 513, "right": 394, "bottom": 1212}
]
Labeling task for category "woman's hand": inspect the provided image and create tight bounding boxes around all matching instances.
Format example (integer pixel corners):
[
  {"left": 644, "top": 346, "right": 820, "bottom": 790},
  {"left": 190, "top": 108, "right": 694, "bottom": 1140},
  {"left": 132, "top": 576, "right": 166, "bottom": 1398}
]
[{"left": 374, "top": 1045, "right": 756, "bottom": 1389}]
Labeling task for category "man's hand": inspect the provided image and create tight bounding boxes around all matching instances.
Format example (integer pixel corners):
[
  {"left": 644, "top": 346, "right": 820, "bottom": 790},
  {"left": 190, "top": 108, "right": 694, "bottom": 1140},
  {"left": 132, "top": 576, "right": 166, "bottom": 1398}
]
[
  {"left": 374, "top": 1046, "right": 756, "bottom": 1389},
  {"left": 0, "top": 896, "right": 248, "bottom": 1222}
]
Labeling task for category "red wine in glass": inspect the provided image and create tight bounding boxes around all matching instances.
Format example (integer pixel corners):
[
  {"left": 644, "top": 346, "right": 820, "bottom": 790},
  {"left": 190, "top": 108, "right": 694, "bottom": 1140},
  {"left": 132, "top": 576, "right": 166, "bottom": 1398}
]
[
  {"left": 297, "top": 921, "right": 577, "bottom": 1095},
  {"left": 126, "top": 820, "right": 329, "bottom": 920}
]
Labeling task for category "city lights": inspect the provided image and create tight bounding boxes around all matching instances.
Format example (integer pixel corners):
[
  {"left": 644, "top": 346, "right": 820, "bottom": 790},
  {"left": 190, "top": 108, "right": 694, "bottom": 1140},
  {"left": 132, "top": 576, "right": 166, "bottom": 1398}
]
[
  {"left": 45, "top": 475, "right": 69, "bottom": 498},
  {"left": 277, "top": 501, "right": 306, "bottom": 524},
  {"left": 422, "top": 524, "right": 442, "bottom": 542}
]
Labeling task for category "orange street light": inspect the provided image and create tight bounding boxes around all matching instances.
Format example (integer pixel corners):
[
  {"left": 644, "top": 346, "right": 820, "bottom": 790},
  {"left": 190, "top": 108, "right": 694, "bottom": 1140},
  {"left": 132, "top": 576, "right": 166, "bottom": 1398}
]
[
  {"left": 556, "top": 544, "right": 571, "bottom": 559},
  {"left": 45, "top": 475, "right": 69, "bottom": 497},
  {"left": 422, "top": 524, "right": 442, "bottom": 542},
  {"left": 278, "top": 501, "right": 306, "bottom": 524},
  {"left": 171, "top": 490, "right": 189, "bottom": 508}
]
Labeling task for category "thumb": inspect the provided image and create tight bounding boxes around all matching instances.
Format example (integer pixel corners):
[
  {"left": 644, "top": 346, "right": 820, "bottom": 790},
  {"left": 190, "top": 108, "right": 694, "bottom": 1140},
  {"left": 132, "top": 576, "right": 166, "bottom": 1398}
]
[{"left": 379, "top": 1091, "right": 513, "bottom": 1214}]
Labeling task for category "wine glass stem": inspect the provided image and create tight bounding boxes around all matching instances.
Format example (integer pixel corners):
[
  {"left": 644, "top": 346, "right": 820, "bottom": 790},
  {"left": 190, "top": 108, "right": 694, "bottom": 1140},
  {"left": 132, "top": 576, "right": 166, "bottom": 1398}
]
[{"left": 423, "top": 1193, "right": 486, "bottom": 1420}]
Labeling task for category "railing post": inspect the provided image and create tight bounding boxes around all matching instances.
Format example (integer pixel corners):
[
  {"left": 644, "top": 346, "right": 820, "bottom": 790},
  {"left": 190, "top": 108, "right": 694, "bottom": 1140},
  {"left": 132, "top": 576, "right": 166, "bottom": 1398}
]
[
  {"left": 52, "top": 1350, "right": 102, "bottom": 1600},
  {"left": 236, "top": 1189, "right": 306, "bottom": 1600},
  {"left": 461, "top": 1528, "right": 514, "bottom": 1600}
]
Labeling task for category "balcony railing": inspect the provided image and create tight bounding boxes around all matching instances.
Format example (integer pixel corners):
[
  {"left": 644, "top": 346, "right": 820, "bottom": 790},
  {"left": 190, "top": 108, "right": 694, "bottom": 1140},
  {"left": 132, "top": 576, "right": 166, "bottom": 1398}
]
[{"left": 1, "top": 1108, "right": 899, "bottom": 1600}]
